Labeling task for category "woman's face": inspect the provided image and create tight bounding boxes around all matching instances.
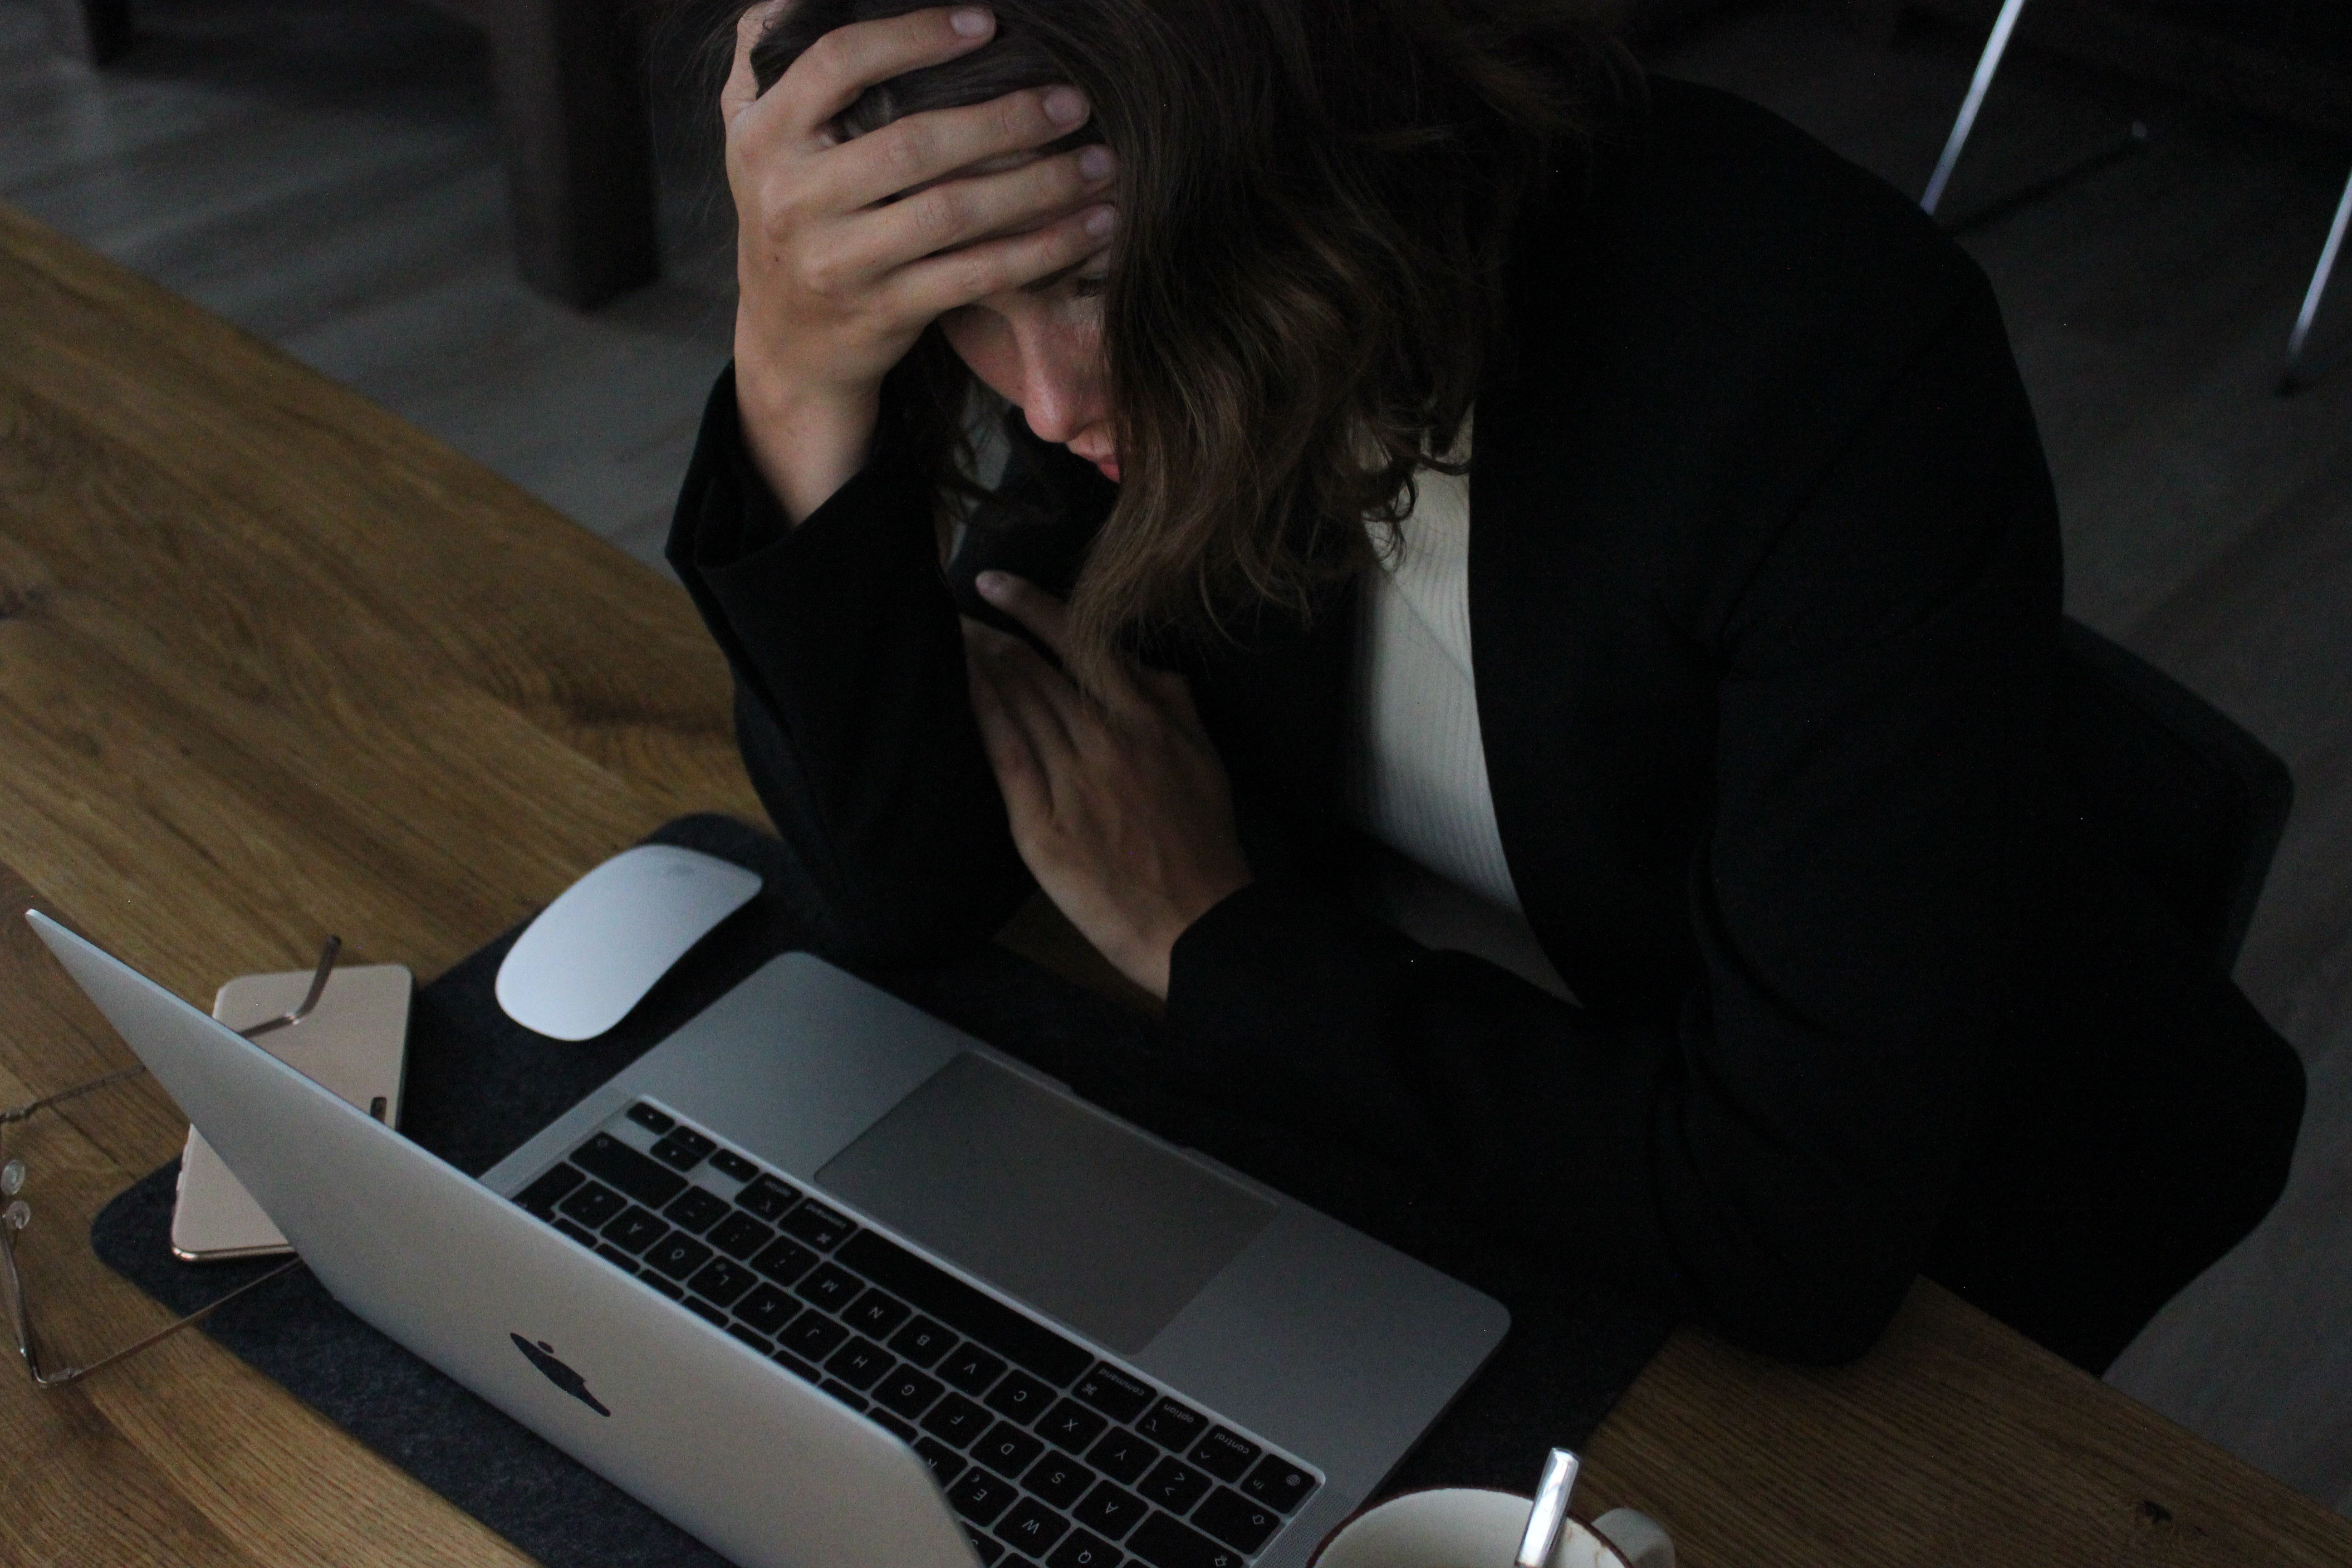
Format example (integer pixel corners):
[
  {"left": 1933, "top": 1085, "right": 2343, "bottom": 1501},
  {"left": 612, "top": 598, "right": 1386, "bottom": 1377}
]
[{"left": 922, "top": 147, "right": 1120, "bottom": 481}]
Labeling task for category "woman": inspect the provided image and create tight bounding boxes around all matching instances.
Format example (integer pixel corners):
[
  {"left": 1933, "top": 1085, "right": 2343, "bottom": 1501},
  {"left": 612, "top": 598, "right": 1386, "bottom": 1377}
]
[{"left": 671, "top": 0, "right": 2305, "bottom": 1372}]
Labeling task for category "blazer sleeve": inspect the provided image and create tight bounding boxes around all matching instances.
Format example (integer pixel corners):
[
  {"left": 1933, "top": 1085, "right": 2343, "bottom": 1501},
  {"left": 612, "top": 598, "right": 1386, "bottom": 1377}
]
[
  {"left": 1163, "top": 283, "right": 2063, "bottom": 1363},
  {"left": 665, "top": 367, "right": 1039, "bottom": 965}
]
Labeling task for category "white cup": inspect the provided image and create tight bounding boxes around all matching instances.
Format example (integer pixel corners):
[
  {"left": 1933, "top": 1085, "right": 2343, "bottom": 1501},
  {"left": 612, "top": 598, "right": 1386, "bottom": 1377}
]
[{"left": 1308, "top": 1487, "right": 1675, "bottom": 1568}]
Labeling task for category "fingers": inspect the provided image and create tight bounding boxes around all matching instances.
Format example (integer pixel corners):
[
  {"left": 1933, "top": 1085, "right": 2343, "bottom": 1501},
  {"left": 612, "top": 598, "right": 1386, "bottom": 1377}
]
[
  {"left": 964, "top": 620, "right": 1091, "bottom": 827},
  {"left": 885, "top": 195, "right": 1116, "bottom": 323},
  {"left": 735, "top": 5, "right": 997, "bottom": 158},
  {"left": 885, "top": 134, "right": 1116, "bottom": 250},
  {"left": 970, "top": 621, "right": 1083, "bottom": 751},
  {"left": 965, "top": 637, "right": 1049, "bottom": 820},
  {"left": 839, "top": 81, "right": 1093, "bottom": 214},
  {"left": 973, "top": 572, "right": 1171, "bottom": 720},
  {"left": 1137, "top": 663, "right": 1206, "bottom": 729},
  {"left": 974, "top": 571, "right": 1074, "bottom": 662},
  {"left": 722, "top": 0, "right": 793, "bottom": 132}
]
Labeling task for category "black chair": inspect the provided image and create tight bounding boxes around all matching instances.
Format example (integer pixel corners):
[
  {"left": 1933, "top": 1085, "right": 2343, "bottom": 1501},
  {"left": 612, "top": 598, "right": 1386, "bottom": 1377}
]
[{"left": 2060, "top": 617, "right": 2292, "bottom": 972}]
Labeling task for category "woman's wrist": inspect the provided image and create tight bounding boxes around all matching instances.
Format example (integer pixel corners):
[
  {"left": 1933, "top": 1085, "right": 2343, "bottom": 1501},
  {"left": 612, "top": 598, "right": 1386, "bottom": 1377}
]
[{"left": 731, "top": 345, "right": 882, "bottom": 530}]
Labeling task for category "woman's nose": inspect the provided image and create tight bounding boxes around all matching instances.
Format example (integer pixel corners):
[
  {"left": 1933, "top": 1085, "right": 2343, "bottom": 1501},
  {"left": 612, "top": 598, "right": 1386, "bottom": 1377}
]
[
  {"left": 1019, "top": 374, "right": 1093, "bottom": 445},
  {"left": 1013, "top": 336, "right": 1105, "bottom": 444}
]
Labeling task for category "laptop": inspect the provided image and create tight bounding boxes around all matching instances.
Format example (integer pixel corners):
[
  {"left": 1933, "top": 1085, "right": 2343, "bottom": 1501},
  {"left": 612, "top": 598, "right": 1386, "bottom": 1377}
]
[{"left": 30, "top": 911, "right": 1508, "bottom": 1568}]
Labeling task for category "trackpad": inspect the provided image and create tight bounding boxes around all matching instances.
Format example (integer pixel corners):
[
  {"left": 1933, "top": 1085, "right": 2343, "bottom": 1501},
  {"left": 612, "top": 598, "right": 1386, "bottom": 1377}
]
[{"left": 816, "top": 1052, "right": 1275, "bottom": 1354}]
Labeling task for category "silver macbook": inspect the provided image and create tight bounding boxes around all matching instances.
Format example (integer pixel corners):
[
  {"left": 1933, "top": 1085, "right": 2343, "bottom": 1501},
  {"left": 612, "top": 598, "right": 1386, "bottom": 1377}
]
[{"left": 31, "top": 912, "right": 1507, "bottom": 1568}]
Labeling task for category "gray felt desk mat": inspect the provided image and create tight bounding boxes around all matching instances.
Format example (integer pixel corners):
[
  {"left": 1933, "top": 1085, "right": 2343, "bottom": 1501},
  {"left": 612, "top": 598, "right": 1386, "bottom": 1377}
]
[{"left": 92, "top": 813, "right": 1671, "bottom": 1568}]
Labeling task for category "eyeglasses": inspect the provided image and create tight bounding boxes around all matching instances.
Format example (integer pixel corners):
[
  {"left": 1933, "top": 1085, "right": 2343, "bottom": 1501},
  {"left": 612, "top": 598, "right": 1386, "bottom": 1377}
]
[{"left": 0, "top": 937, "right": 342, "bottom": 1389}]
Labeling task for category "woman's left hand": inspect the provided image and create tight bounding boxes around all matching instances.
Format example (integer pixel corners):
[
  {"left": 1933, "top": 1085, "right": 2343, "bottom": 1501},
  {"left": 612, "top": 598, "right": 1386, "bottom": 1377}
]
[{"left": 962, "top": 571, "right": 1252, "bottom": 999}]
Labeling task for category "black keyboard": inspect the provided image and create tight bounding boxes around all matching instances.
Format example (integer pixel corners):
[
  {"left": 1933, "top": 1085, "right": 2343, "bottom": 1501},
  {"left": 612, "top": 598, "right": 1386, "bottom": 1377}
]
[{"left": 513, "top": 1101, "right": 1323, "bottom": 1568}]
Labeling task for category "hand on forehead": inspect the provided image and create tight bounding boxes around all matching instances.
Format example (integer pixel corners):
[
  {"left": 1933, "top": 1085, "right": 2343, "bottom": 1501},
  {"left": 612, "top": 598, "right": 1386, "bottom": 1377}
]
[{"left": 900, "top": 146, "right": 1102, "bottom": 252}]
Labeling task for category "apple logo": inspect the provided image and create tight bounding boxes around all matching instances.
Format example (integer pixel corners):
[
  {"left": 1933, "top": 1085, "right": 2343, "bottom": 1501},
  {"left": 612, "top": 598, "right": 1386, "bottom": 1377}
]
[{"left": 511, "top": 1333, "right": 612, "bottom": 1416}]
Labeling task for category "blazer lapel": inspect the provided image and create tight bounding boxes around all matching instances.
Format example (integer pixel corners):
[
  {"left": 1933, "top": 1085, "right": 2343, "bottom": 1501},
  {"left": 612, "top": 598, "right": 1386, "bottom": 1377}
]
[{"left": 1466, "top": 143, "right": 1716, "bottom": 1028}]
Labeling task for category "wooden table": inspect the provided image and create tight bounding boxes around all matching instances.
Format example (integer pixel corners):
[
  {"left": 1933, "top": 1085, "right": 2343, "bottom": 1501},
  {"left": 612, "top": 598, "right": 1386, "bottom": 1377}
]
[{"left": 3, "top": 201, "right": 2346, "bottom": 1568}]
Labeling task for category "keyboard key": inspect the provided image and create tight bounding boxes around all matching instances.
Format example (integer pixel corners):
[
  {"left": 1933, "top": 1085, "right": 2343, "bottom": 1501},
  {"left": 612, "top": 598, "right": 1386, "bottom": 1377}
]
[
  {"left": 1087, "top": 1430, "right": 1158, "bottom": 1486},
  {"left": 514, "top": 1163, "right": 584, "bottom": 1219},
  {"left": 706, "top": 1210, "right": 774, "bottom": 1260},
  {"left": 1024, "top": 1450, "right": 1096, "bottom": 1509},
  {"left": 965, "top": 1527, "right": 1008, "bottom": 1563},
  {"left": 643, "top": 1235, "right": 715, "bottom": 1282},
  {"left": 573, "top": 1133, "right": 688, "bottom": 1208},
  {"left": 593, "top": 1244, "right": 639, "bottom": 1273},
  {"left": 640, "top": 1273, "right": 685, "bottom": 1300},
  {"left": 555, "top": 1215, "right": 597, "bottom": 1246},
  {"left": 1135, "top": 1400, "right": 1207, "bottom": 1453},
  {"left": 1138, "top": 1457, "right": 1210, "bottom": 1514},
  {"left": 971, "top": 1421, "right": 1045, "bottom": 1479},
  {"left": 1126, "top": 1511, "right": 1245, "bottom": 1568},
  {"left": 797, "top": 1262, "right": 864, "bottom": 1312},
  {"left": 599, "top": 1205, "right": 669, "bottom": 1255},
  {"left": 735, "top": 1175, "right": 801, "bottom": 1223},
  {"left": 736, "top": 1283, "right": 799, "bottom": 1336},
  {"left": 875, "top": 1366, "right": 946, "bottom": 1419},
  {"left": 1240, "top": 1455, "right": 1316, "bottom": 1514},
  {"left": 826, "top": 1336, "right": 897, "bottom": 1391},
  {"left": 1048, "top": 1528, "right": 1124, "bottom": 1568},
  {"left": 1073, "top": 1479, "right": 1149, "bottom": 1540},
  {"left": 557, "top": 1179, "right": 627, "bottom": 1230},
  {"left": 922, "top": 1392, "right": 994, "bottom": 1447},
  {"left": 625, "top": 1102, "right": 676, "bottom": 1135},
  {"left": 779, "top": 1198, "right": 856, "bottom": 1250},
  {"left": 750, "top": 1235, "right": 819, "bottom": 1288},
  {"left": 774, "top": 1348, "right": 820, "bottom": 1382},
  {"left": 1191, "top": 1489, "right": 1278, "bottom": 1554},
  {"left": 1187, "top": 1428, "right": 1259, "bottom": 1484},
  {"left": 683, "top": 1297, "right": 729, "bottom": 1328},
  {"left": 1073, "top": 1364, "right": 1155, "bottom": 1425},
  {"left": 889, "top": 1316, "right": 957, "bottom": 1368},
  {"left": 843, "top": 1288, "right": 913, "bottom": 1339},
  {"left": 986, "top": 1369, "right": 1057, "bottom": 1426},
  {"left": 650, "top": 1127, "right": 717, "bottom": 1171},
  {"left": 838, "top": 1231, "right": 1092, "bottom": 1387},
  {"left": 950, "top": 1470, "right": 1020, "bottom": 1526},
  {"left": 940, "top": 1344, "right": 1009, "bottom": 1396},
  {"left": 872, "top": 1409, "right": 919, "bottom": 1442},
  {"left": 995, "top": 1499, "right": 1071, "bottom": 1556},
  {"left": 821, "top": 1379, "right": 870, "bottom": 1411},
  {"left": 688, "top": 1258, "right": 759, "bottom": 1308},
  {"left": 1039, "top": 1399, "right": 1110, "bottom": 1455},
  {"left": 780, "top": 1313, "right": 850, "bottom": 1362},
  {"left": 708, "top": 1148, "right": 759, "bottom": 1183},
  {"left": 916, "top": 1436, "right": 970, "bottom": 1486},
  {"left": 726, "top": 1323, "right": 774, "bottom": 1356},
  {"left": 664, "top": 1186, "right": 731, "bottom": 1234}
]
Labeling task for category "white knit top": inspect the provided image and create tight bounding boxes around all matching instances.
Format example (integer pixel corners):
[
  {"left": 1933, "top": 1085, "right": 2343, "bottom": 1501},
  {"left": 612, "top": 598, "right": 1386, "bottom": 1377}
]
[{"left": 1343, "top": 407, "right": 1575, "bottom": 1001}]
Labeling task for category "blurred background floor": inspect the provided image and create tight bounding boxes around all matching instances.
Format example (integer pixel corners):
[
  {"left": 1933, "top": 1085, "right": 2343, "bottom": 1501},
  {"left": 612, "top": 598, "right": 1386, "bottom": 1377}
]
[{"left": 3, "top": 0, "right": 2347, "bottom": 1521}]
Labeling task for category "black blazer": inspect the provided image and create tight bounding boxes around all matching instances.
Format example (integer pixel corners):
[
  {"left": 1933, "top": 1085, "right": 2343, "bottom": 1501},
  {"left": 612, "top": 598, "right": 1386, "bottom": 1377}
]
[{"left": 669, "top": 78, "right": 2303, "bottom": 1371}]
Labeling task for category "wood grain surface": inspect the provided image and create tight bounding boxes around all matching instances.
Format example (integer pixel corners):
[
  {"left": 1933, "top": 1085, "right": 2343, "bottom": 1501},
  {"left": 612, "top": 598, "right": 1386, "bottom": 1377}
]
[{"left": 3, "top": 200, "right": 2347, "bottom": 1568}]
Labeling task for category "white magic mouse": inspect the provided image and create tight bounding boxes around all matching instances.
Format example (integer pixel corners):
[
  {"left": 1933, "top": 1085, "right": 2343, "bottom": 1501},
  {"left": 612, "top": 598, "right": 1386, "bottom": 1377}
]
[{"left": 495, "top": 845, "right": 763, "bottom": 1041}]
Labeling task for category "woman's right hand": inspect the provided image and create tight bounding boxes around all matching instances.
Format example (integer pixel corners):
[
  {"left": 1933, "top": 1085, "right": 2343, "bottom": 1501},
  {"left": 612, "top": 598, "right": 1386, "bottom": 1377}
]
[{"left": 722, "top": 1, "right": 1119, "bottom": 524}]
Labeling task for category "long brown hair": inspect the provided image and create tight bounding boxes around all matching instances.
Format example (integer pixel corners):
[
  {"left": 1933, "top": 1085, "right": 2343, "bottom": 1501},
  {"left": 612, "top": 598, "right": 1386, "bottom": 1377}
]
[{"left": 743, "top": 0, "right": 1633, "bottom": 684}]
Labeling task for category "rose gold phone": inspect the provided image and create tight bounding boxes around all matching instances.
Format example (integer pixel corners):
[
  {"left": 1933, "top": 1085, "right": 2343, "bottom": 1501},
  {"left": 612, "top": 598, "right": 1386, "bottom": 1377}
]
[{"left": 170, "top": 963, "right": 413, "bottom": 1262}]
